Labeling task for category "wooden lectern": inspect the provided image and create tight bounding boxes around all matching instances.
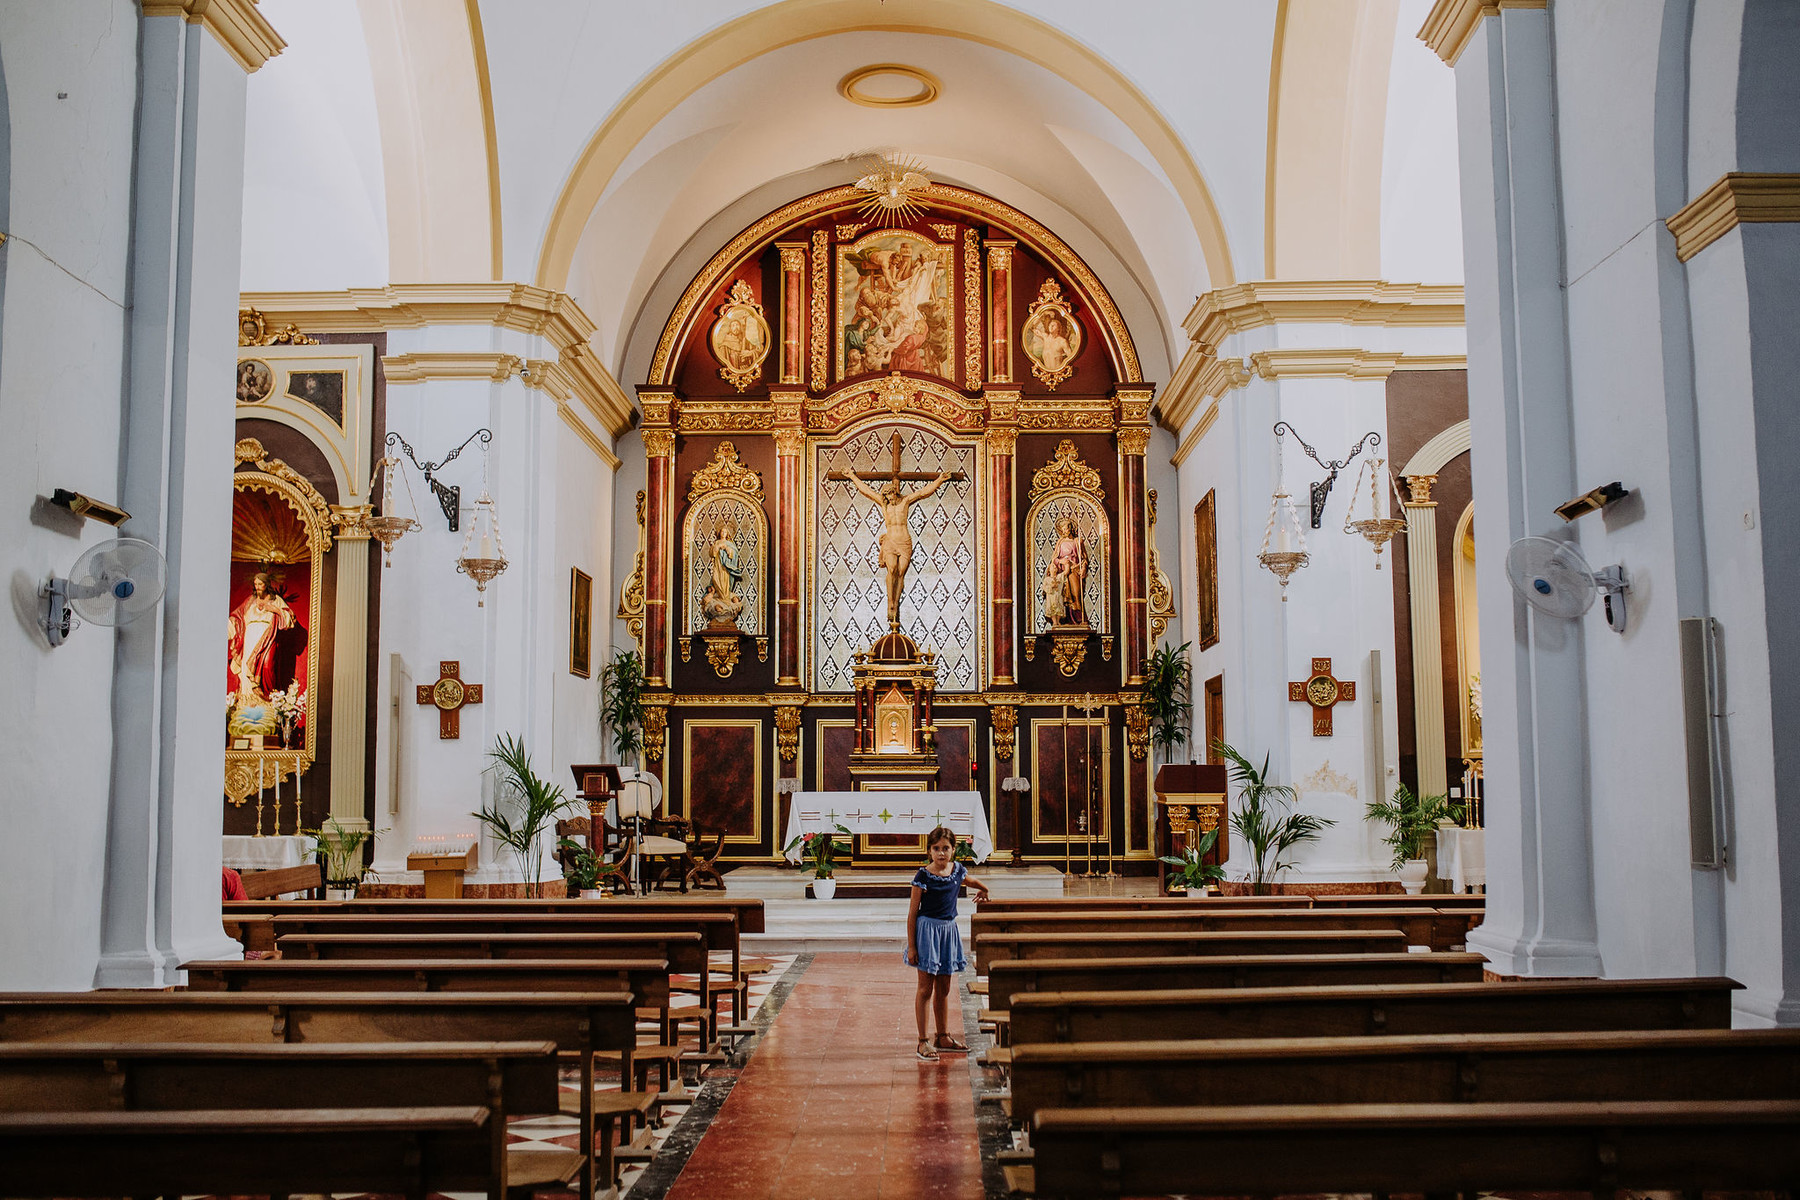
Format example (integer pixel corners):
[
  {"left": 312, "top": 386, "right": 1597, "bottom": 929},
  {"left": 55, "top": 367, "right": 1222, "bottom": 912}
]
[
  {"left": 406, "top": 844, "right": 477, "bottom": 898},
  {"left": 570, "top": 764, "right": 623, "bottom": 852},
  {"left": 1153, "top": 763, "right": 1228, "bottom": 892}
]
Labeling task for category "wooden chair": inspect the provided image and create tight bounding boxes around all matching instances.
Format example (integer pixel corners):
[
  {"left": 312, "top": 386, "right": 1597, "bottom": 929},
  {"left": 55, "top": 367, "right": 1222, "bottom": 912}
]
[
  {"left": 642, "top": 816, "right": 696, "bottom": 893},
  {"left": 683, "top": 823, "right": 726, "bottom": 891}
]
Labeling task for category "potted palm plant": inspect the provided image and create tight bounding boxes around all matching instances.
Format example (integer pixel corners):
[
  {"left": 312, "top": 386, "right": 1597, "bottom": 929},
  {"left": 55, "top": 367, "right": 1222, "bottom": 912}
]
[
  {"left": 1366, "top": 783, "right": 1462, "bottom": 894},
  {"left": 1159, "top": 826, "right": 1225, "bottom": 894},
  {"left": 1218, "top": 740, "right": 1333, "bottom": 895},
  {"left": 302, "top": 816, "right": 388, "bottom": 899},
  {"left": 475, "top": 732, "right": 578, "bottom": 896},
  {"left": 558, "top": 837, "right": 604, "bottom": 898},
  {"left": 784, "top": 823, "right": 853, "bottom": 898},
  {"left": 600, "top": 648, "right": 646, "bottom": 765},
  {"left": 1143, "top": 641, "right": 1193, "bottom": 768}
]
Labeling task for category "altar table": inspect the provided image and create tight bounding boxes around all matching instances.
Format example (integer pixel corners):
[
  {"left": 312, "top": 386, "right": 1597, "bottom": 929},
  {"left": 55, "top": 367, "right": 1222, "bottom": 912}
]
[
  {"left": 1436, "top": 826, "right": 1486, "bottom": 892},
  {"left": 784, "top": 791, "right": 993, "bottom": 863},
  {"left": 221, "top": 834, "right": 315, "bottom": 872}
]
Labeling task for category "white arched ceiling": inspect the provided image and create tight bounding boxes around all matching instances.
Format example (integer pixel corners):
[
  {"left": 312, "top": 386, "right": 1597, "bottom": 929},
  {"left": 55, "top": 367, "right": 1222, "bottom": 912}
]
[
  {"left": 1266, "top": 0, "right": 1401, "bottom": 278},
  {"left": 568, "top": 30, "right": 1192, "bottom": 382},
  {"left": 240, "top": 0, "right": 389, "bottom": 289},
  {"left": 1380, "top": 0, "right": 1463, "bottom": 283},
  {"left": 354, "top": 0, "right": 497, "bottom": 282}
]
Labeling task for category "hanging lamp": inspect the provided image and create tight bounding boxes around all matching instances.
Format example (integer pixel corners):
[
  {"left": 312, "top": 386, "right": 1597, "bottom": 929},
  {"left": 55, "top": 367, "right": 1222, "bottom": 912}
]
[
  {"left": 365, "top": 453, "right": 421, "bottom": 567},
  {"left": 1343, "top": 456, "right": 1409, "bottom": 568},
  {"left": 455, "top": 445, "right": 508, "bottom": 606}
]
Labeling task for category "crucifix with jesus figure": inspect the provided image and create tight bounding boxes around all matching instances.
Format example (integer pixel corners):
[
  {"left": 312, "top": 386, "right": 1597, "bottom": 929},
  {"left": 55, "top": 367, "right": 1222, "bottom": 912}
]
[{"left": 827, "top": 428, "right": 966, "bottom": 631}]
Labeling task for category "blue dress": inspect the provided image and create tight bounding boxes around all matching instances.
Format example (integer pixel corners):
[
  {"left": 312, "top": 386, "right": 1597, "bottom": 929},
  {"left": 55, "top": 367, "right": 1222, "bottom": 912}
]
[{"left": 907, "top": 862, "right": 967, "bottom": 975}]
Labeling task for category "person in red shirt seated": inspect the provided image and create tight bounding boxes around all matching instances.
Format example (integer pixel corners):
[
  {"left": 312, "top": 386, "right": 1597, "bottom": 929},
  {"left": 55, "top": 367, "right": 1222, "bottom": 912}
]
[{"left": 221, "top": 866, "right": 247, "bottom": 902}]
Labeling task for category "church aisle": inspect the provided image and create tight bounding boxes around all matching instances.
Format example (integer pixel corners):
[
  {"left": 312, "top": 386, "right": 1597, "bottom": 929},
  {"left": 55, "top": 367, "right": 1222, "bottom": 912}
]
[{"left": 664, "top": 949, "right": 986, "bottom": 1200}]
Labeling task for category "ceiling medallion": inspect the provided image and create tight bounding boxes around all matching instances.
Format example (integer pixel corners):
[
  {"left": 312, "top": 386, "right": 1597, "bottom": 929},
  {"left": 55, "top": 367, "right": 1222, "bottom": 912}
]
[
  {"left": 851, "top": 154, "right": 932, "bottom": 223},
  {"left": 838, "top": 64, "right": 941, "bottom": 109}
]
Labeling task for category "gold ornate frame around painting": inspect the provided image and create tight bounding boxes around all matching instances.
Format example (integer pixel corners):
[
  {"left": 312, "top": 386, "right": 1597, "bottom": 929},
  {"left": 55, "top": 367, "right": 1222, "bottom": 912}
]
[
  {"left": 225, "top": 438, "right": 332, "bottom": 808},
  {"left": 570, "top": 567, "right": 593, "bottom": 678},
  {"left": 1021, "top": 278, "right": 1083, "bottom": 390},
  {"left": 836, "top": 228, "right": 957, "bottom": 384},
  {"left": 708, "top": 279, "right": 772, "bottom": 393},
  {"left": 1023, "top": 440, "right": 1110, "bottom": 636},
  {"left": 1196, "top": 488, "right": 1219, "bottom": 650}
]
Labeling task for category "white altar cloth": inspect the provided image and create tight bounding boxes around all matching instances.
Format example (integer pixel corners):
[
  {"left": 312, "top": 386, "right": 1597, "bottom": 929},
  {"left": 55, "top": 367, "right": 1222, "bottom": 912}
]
[
  {"left": 222, "top": 834, "right": 316, "bottom": 872},
  {"left": 784, "top": 791, "right": 993, "bottom": 863},
  {"left": 1436, "top": 827, "right": 1485, "bottom": 892}
]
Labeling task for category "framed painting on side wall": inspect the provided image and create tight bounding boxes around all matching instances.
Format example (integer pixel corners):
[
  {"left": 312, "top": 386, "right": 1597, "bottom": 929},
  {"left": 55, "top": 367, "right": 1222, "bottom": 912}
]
[
  {"left": 570, "top": 567, "right": 593, "bottom": 678},
  {"left": 1196, "top": 489, "right": 1219, "bottom": 650}
]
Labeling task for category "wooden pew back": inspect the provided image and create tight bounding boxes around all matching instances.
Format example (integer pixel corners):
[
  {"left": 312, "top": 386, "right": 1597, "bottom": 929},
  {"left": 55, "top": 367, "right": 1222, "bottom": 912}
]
[
  {"left": 972, "top": 907, "right": 1479, "bottom": 952},
  {"left": 974, "top": 928, "right": 1408, "bottom": 974},
  {"left": 987, "top": 953, "right": 1485, "bottom": 1010},
  {"left": 226, "top": 895, "right": 767, "bottom": 932},
  {"left": 275, "top": 929, "right": 707, "bottom": 973},
  {"left": 1004, "top": 976, "right": 1739, "bottom": 1041},
  {"left": 239, "top": 862, "right": 323, "bottom": 900},
  {"left": 1010, "top": 1027, "right": 1800, "bottom": 1125},
  {"left": 180, "top": 958, "right": 671, "bottom": 1007}
]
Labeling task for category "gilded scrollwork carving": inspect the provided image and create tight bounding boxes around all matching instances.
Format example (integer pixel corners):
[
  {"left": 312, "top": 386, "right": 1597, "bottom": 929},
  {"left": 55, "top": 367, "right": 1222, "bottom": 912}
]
[
  {"left": 1029, "top": 439, "right": 1105, "bottom": 502},
  {"left": 774, "top": 704, "right": 802, "bottom": 763},
  {"left": 1117, "top": 427, "right": 1152, "bottom": 457},
  {"left": 617, "top": 489, "right": 647, "bottom": 654},
  {"left": 709, "top": 279, "right": 771, "bottom": 393},
  {"left": 330, "top": 504, "right": 373, "bottom": 542},
  {"left": 1147, "top": 488, "right": 1177, "bottom": 642},
  {"left": 238, "top": 306, "right": 320, "bottom": 346},
  {"left": 810, "top": 231, "right": 829, "bottom": 392},
  {"left": 642, "top": 429, "right": 676, "bottom": 458},
  {"left": 677, "top": 407, "right": 775, "bottom": 434},
  {"left": 986, "top": 427, "right": 1018, "bottom": 456},
  {"left": 642, "top": 702, "right": 669, "bottom": 765},
  {"left": 687, "top": 441, "right": 766, "bottom": 503},
  {"left": 963, "top": 228, "right": 983, "bottom": 386},
  {"left": 990, "top": 704, "right": 1018, "bottom": 763},
  {"left": 773, "top": 427, "right": 807, "bottom": 456},
  {"left": 1124, "top": 701, "right": 1150, "bottom": 761},
  {"left": 1022, "top": 278, "right": 1082, "bottom": 390}
]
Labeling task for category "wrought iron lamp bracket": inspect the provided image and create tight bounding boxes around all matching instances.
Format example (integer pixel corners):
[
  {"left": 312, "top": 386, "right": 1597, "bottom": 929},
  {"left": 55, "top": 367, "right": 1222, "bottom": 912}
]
[
  {"left": 1272, "top": 422, "right": 1381, "bottom": 528},
  {"left": 386, "top": 429, "right": 491, "bottom": 531}
]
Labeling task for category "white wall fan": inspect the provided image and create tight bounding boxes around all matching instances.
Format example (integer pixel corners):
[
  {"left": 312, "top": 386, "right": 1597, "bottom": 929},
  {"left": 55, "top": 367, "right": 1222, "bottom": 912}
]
[
  {"left": 40, "top": 537, "right": 168, "bottom": 646},
  {"left": 1504, "top": 536, "right": 1629, "bottom": 633}
]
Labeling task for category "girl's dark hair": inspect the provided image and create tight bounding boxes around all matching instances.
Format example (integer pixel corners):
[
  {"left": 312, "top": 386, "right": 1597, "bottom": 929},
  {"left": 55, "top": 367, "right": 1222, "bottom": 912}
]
[{"left": 924, "top": 826, "right": 957, "bottom": 850}]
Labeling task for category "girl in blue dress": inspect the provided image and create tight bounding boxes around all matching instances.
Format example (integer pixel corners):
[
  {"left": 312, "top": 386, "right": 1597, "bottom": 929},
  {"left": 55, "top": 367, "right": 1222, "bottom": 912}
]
[{"left": 905, "top": 825, "right": 991, "bottom": 1061}]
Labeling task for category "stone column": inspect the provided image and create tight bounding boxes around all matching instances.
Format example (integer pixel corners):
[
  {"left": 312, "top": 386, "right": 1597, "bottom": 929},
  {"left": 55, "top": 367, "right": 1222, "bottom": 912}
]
[
  {"left": 328, "top": 506, "right": 374, "bottom": 831},
  {"left": 1453, "top": 4, "right": 1600, "bottom": 976},
  {"left": 637, "top": 390, "right": 677, "bottom": 690},
  {"left": 776, "top": 244, "right": 806, "bottom": 386},
  {"left": 986, "top": 390, "right": 1020, "bottom": 687},
  {"left": 987, "top": 242, "right": 1015, "bottom": 384},
  {"left": 97, "top": 3, "right": 283, "bottom": 986},
  {"left": 1116, "top": 387, "right": 1155, "bottom": 687},
  {"left": 1402, "top": 475, "right": 1448, "bottom": 800},
  {"left": 771, "top": 390, "right": 806, "bottom": 688}
]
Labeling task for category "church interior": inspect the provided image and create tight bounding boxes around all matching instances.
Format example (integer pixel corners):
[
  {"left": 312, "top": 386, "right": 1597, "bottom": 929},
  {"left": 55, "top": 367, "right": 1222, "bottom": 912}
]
[{"left": 3, "top": 1, "right": 1799, "bottom": 1196}]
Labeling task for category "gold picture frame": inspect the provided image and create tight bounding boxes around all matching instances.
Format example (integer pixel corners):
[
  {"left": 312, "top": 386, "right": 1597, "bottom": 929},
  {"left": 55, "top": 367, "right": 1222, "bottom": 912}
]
[
  {"left": 1196, "top": 489, "right": 1219, "bottom": 650},
  {"left": 1021, "top": 278, "right": 1082, "bottom": 389},
  {"left": 708, "top": 279, "right": 771, "bottom": 392},
  {"left": 570, "top": 567, "right": 593, "bottom": 678}
]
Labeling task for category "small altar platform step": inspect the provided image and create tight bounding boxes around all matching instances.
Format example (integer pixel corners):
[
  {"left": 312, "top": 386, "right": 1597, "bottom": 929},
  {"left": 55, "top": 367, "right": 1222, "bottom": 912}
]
[
  {"left": 806, "top": 880, "right": 964, "bottom": 900},
  {"left": 723, "top": 864, "right": 1066, "bottom": 902}
]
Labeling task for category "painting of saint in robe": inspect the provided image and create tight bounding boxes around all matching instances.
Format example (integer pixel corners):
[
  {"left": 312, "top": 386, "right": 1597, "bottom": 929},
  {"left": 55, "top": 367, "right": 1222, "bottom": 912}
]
[
  {"left": 228, "top": 570, "right": 306, "bottom": 703},
  {"left": 838, "top": 234, "right": 954, "bottom": 382},
  {"left": 1040, "top": 518, "right": 1090, "bottom": 628}
]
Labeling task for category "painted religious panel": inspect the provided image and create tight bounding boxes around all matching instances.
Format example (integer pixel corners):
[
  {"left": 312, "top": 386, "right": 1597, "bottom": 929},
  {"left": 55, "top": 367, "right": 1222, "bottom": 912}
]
[
  {"left": 1021, "top": 279, "right": 1082, "bottom": 389},
  {"left": 227, "top": 486, "right": 314, "bottom": 749},
  {"left": 1196, "top": 489, "right": 1219, "bottom": 649},
  {"left": 812, "top": 425, "right": 982, "bottom": 692},
  {"left": 707, "top": 279, "right": 770, "bottom": 392},
  {"left": 837, "top": 230, "right": 956, "bottom": 382}
]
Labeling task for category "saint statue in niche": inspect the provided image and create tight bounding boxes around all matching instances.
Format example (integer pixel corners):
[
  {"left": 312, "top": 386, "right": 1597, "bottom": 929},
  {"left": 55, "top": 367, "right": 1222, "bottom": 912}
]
[
  {"left": 1041, "top": 517, "right": 1090, "bottom": 628},
  {"left": 700, "top": 518, "right": 746, "bottom": 628},
  {"left": 845, "top": 465, "right": 953, "bottom": 632},
  {"left": 228, "top": 571, "right": 302, "bottom": 702}
]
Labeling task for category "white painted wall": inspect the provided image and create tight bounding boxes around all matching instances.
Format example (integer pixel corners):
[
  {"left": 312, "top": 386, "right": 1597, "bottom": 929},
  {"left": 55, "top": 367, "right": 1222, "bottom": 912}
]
[
  {"left": 0, "top": 0, "right": 140, "bottom": 990},
  {"left": 1381, "top": 0, "right": 1464, "bottom": 283}
]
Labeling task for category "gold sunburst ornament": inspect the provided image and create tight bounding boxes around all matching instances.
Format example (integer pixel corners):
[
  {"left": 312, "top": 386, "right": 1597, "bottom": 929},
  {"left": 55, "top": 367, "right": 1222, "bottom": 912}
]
[{"left": 853, "top": 155, "right": 932, "bottom": 223}]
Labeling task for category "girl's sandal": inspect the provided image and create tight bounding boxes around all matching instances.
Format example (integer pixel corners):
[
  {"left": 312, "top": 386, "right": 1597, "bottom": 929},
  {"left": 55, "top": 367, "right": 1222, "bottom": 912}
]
[
  {"left": 915, "top": 1040, "right": 939, "bottom": 1062},
  {"left": 934, "top": 1035, "right": 970, "bottom": 1052}
]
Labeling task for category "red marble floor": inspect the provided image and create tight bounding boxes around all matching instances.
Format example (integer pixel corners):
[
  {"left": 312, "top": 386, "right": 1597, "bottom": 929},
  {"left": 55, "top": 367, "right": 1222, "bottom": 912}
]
[{"left": 665, "top": 950, "right": 985, "bottom": 1200}]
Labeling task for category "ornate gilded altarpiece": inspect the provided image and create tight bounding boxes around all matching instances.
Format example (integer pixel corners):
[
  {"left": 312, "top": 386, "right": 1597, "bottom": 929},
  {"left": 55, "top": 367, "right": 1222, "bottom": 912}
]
[{"left": 639, "top": 183, "right": 1163, "bottom": 867}]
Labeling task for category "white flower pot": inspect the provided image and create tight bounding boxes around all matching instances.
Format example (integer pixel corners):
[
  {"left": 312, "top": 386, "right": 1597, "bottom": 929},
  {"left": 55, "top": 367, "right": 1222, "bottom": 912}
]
[
  {"left": 813, "top": 877, "right": 837, "bottom": 900},
  {"left": 1398, "top": 858, "right": 1430, "bottom": 895},
  {"left": 326, "top": 883, "right": 357, "bottom": 902},
  {"left": 579, "top": 889, "right": 604, "bottom": 900}
]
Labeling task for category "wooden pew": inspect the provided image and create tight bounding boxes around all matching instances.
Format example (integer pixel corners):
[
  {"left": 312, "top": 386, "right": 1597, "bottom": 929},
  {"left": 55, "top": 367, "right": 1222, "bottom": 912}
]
[
  {"left": 1011, "top": 1026, "right": 1800, "bottom": 1126},
  {"left": 0, "top": 1040, "right": 572, "bottom": 1200},
  {"left": 978, "top": 894, "right": 1484, "bottom": 913},
  {"left": 1029, "top": 1099, "right": 1800, "bottom": 1198},
  {"left": 0, "top": 1105, "right": 495, "bottom": 1200},
  {"left": 972, "top": 907, "right": 1480, "bottom": 952},
  {"left": 1005, "top": 976, "right": 1738, "bottom": 1042},
  {"left": 182, "top": 957, "right": 671, "bottom": 1009},
  {"left": 226, "top": 893, "right": 767, "bottom": 931},
  {"left": 0, "top": 990, "right": 637, "bottom": 1198},
  {"left": 1308, "top": 892, "right": 1486, "bottom": 908},
  {"left": 240, "top": 861, "right": 323, "bottom": 900},
  {"left": 987, "top": 953, "right": 1487, "bottom": 1012},
  {"left": 267, "top": 910, "right": 746, "bottom": 1028},
  {"left": 973, "top": 928, "right": 1409, "bottom": 975}
]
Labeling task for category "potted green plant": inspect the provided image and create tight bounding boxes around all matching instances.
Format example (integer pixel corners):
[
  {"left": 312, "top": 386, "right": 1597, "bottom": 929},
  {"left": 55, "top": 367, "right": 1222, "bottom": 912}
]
[
  {"left": 1366, "top": 783, "right": 1463, "bottom": 894},
  {"left": 302, "top": 816, "right": 388, "bottom": 899},
  {"left": 558, "top": 837, "right": 604, "bottom": 898},
  {"left": 783, "top": 823, "right": 852, "bottom": 899},
  {"left": 1159, "top": 826, "right": 1225, "bottom": 894},
  {"left": 475, "top": 732, "right": 578, "bottom": 896},
  {"left": 1143, "top": 641, "right": 1193, "bottom": 768},
  {"left": 600, "top": 648, "right": 646, "bottom": 765},
  {"left": 1218, "top": 740, "right": 1334, "bottom": 895}
]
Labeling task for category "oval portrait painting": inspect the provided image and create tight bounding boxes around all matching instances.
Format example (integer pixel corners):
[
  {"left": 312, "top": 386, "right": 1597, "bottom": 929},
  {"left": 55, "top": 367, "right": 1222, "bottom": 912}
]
[
  {"left": 236, "top": 358, "right": 274, "bottom": 403},
  {"left": 708, "top": 279, "right": 772, "bottom": 392},
  {"left": 1021, "top": 286, "right": 1082, "bottom": 390}
]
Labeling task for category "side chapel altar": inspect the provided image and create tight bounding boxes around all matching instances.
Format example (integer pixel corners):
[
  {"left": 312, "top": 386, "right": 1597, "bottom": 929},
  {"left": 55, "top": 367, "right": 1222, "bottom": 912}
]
[{"left": 617, "top": 168, "right": 1177, "bottom": 872}]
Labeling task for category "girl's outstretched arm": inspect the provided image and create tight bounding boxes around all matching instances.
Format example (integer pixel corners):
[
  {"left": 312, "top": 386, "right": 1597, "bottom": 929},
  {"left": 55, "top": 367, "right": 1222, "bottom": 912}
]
[
  {"left": 905, "top": 885, "right": 922, "bottom": 964},
  {"left": 962, "top": 872, "right": 991, "bottom": 902}
]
